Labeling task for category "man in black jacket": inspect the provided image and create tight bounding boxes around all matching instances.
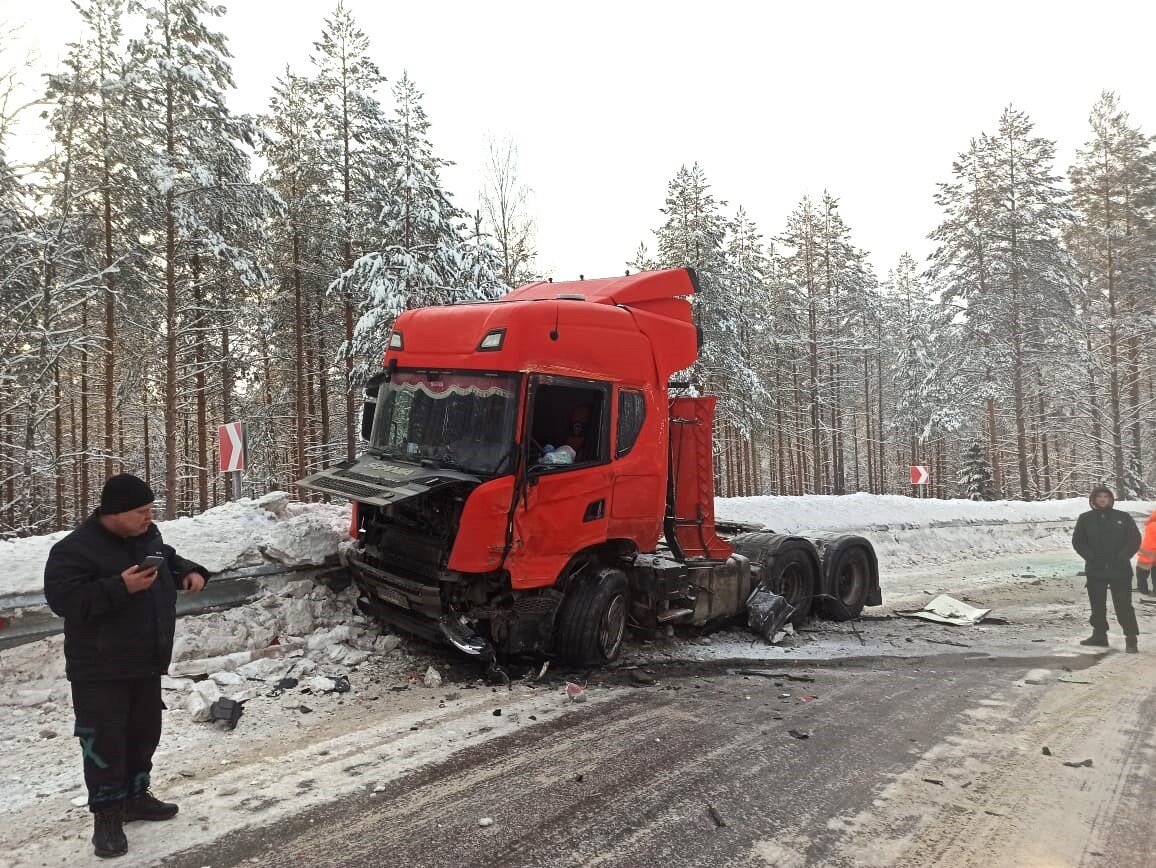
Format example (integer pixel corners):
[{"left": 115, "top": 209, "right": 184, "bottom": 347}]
[
  {"left": 1071, "top": 485, "right": 1142, "bottom": 652},
  {"left": 44, "top": 473, "right": 208, "bottom": 859}
]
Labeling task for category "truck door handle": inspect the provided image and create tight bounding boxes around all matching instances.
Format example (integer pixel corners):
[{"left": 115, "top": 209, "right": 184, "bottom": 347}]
[{"left": 583, "top": 499, "right": 605, "bottom": 522}]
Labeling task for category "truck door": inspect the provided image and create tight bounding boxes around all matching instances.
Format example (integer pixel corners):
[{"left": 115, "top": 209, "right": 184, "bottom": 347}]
[{"left": 506, "top": 375, "right": 612, "bottom": 590}]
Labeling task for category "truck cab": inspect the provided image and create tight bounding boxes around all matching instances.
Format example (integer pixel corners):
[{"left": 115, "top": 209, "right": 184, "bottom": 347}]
[{"left": 301, "top": 268, "right": 880, "bottom": 666}]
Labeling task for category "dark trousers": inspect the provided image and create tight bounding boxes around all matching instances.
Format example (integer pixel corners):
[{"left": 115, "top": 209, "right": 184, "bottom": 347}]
[
  {"left": 1087, "top": 576, "right": 1139, "bottom": 638},
  {"left": 71, "top": 677, "right": 163, "bottom": 812}
]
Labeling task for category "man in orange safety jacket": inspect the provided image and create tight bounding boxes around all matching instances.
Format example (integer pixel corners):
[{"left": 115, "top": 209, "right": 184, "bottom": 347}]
[{"left": 1138, "top": 508, "right": 1156, "bottom": 595}]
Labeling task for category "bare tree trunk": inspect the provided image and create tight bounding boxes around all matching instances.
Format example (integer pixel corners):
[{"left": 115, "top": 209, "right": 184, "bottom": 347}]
[
  {"left": 1039, "top": 391, "right": 1052, "bottom": 497},
  {"left": 162, "top": 21, "right": 179, "bottom": 519},
  {"left": 293, "top": 229, "right": 306, "bottom": 494},
  {"left": 192, "top": 255, "right": 208, "bottom": 513},
  {"left": 876, "top": 356, "right": 887, "bottom": 494},
  {"left": 80, "top": 299, "right": 90, "bottom": 508},
  {"left": 54, "top": 364, "right": 64, "bottom": 530}
]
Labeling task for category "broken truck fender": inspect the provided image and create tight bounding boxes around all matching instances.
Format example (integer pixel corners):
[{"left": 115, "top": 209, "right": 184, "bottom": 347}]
[{"left": 804, "top": 532, "right": 882, "bottom": 616}]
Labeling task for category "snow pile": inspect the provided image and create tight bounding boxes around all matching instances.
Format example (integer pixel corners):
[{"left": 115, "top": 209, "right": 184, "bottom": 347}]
[
  {"left": 0, "top": 492, "right": 350, "bottom": 599},
  {"left": 717, "top": 493, "right": 1156, "bottom": 533},
  {"left": 170, "top": 578, "right": 384, "bottom": 673}
]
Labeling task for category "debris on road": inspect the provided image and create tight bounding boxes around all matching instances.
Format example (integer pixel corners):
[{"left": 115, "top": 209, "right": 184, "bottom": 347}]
[
  {"left": 1063, "top": 758, "right": 1094, "bottom": 768},
  {"left": 923, "top": 637, "right": 972, "bottom": 648},
  {"left": 746, "top": 587, "right": 795, "bottom": 643},
  {"left": 787, "top": 729, "right": 811, "bottom": 740},
  {"left": 707, "top": 802, "right": 727, "bottom": 828},
  {"left": 922, "top": 778, "right": 945, "bottom": 786},
  {"left": 478, "top": 817, "right": 494, "bottom": 828},
  {"left": 898, "top": 594, "right": 992, "bottom": 626},
  {"left": 1042, "top": 746, "right": 1052, "bottom": 756},
  {"left": 729, "top": 669, "right": 815, "bottom": 682},
  {"left": 565, "top": 682, "right": 586, "bottom": 703},
  {"left": 423, "top": 666, "right": 443, "bottom": 688},
  {"left": 629, "top": 670, "right": 656, "bottom": 686},
  {"left": 210, "top": 698, "right": 244, "bottom": 731}
]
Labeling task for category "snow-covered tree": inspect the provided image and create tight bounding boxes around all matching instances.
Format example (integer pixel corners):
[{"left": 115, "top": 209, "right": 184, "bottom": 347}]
[
  {"left": 1067, "top": 91, "right": 1156, "bottom": 496},
  {"left": 128, "top": 0, "right": 269, "bottom": 516},
  {"left": 310, "top": 1, "right": 394, "bottom": 460},
  {"left": 480, "top": 135, "right": 537, "bottom": 286},
  {"left": 343, "top": 72, "right": 495, "bottom": 380},
  {"left": 929, "top": 107, "right": 1075, "bottom": 500},
  {"left": 958, "top": 441, "right": 996, "bottom": 500}
]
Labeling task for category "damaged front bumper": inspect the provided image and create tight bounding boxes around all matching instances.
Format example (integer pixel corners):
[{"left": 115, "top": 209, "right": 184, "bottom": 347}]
[{"left": 346, "top": 549, "right": 498, "bottom": 662}]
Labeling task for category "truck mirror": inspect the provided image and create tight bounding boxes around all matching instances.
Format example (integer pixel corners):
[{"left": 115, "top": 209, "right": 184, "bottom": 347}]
[{"left": 360, "top": 370, "right": 389, "bottom": 441}]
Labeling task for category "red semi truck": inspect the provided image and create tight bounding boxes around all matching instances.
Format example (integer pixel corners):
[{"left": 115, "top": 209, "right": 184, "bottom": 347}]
[{"left": 300, "top": 268, "right": 880, "bottom": 666}]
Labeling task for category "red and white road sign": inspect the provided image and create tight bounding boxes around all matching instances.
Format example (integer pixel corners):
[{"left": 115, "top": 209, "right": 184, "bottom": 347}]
[
  {"left": 219, "top": 422, "right": 247, "bottom": 472},
  {"left": 910, "top": 465, "right": 930, "bottom": 485}
]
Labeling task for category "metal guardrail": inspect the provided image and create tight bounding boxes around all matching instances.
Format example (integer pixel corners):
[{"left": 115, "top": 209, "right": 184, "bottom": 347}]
[{"left": 0, "top": 563, "right": 333, "bottom": 652}]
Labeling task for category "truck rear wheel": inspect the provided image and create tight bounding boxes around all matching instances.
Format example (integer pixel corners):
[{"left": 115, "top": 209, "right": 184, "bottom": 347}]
[
  {"left": 821, "top": 545, "right": 871, "bottom": 621},
  {"left": 554, "top": 567, "right": 629, "bottom": 665},
  {"left": 767, "top": 546, "right": 815, "bottom": 623},
  {"left": 732, "top": 534, "right": 819, "bottom": 625}
]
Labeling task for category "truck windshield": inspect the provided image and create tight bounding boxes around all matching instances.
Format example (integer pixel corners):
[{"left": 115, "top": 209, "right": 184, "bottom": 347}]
[{"left": 370, "top": 370, "right": 519, "bottom": 476}]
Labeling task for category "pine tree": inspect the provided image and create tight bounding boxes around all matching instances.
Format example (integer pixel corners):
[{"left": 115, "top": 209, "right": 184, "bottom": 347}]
[
  {"left": 128, "top": 0, "right": 267, "bottom": 517},
  {"left": 958, "top": 441, "right": 995, "bottom": 500},
  {"left": 655, "top": 165, "right": 756, "bottom": 405},
  {"left": 929, "top": 107, "right": 1074, "bottom": 500},
  {"left": 310, "top": 2, "right": 394, "bottom": 460},
  {"left": 344, "top": 73, "right": 494, "bottom": 381},
  {"left": 263, "top": 68, "right": 332, "bottom": 489},
  {"left": 1068, "top": 91, "right": 1156, "bottom": 496}
]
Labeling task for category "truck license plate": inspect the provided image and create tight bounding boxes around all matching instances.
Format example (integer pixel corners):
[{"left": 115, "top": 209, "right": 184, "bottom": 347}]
[{"left": 377, "top": 586, "right": 410, "bottom": 610}]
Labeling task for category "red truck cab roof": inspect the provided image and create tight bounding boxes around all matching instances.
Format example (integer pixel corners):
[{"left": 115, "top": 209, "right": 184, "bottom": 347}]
[{"left": 385, "top": 268, "right": 700, "bottom": 383}]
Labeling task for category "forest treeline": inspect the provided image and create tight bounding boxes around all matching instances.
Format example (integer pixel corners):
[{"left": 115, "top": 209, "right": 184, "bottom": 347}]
[{"left": 2, "top": 0, "right": 1153, "bottom": 537}]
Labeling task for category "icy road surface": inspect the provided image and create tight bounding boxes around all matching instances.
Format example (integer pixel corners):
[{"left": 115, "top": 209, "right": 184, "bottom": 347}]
[{"left": 4, "top": 543, "right": 1156, "bottom": 867}]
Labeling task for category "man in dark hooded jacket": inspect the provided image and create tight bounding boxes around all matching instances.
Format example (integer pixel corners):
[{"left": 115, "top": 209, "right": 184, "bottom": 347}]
[
  {"left": 44, "top": 473, "right": 208, "bottom": 859},
  {"left": 1071, "top": 485, "right": 1142, "bottom": 652}
]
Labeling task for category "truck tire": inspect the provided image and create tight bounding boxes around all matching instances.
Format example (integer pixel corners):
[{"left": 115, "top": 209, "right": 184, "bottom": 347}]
[
  {"left": 732, "top": 534, "right": 820, "bottom": 625},
  {"left": 767, "top": 545, "right": 816, "bottom": 623},
  {"left": 554, "top": 567, "right": 629, "bottom": 665},
  {"left": 821, "top": 543, "right": 871, "bottom": 621}
]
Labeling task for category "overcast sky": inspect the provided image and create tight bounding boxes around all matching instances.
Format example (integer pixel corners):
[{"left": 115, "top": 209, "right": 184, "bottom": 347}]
[{"left": 6, "top": 0, "right": 1156, "bottom": 281}]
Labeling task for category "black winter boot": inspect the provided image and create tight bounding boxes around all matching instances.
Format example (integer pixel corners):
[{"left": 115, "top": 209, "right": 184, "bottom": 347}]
[
  {"left": 92, "top": 806, "right": 127, "bottom": 858},
  {"left": 123, "top": 789, "right": 178, "bottom": 822},
  {"left": 1126, "top": 637, "right": 1139, "bottom": 653},
  {"left": 1080, "top": 632, "right": 1109, "bottom": 647}
]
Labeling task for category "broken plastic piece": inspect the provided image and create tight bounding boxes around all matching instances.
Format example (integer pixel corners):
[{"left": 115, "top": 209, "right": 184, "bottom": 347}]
[
  {"left": 746, "top": 587, "right": 795, "bottom": 643},
  {"left": 209, "top": 698, "right": 243, "bottom": 731},
  {"left": 900, "top": 594, "right": 992, "bottom": 626}
]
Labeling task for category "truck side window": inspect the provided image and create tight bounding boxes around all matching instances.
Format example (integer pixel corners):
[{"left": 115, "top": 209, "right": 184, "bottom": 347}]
[
  {"left": 617, "top": 390, "right": 646, "bottom": 458},
  {"left": 529, "top": 381, "right": 608, "bottom": 468}
]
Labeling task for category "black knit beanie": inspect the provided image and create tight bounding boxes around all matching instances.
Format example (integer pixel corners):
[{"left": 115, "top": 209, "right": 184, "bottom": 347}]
[{"left": 99, "top": 473, "right": 156, "bottom": 515}]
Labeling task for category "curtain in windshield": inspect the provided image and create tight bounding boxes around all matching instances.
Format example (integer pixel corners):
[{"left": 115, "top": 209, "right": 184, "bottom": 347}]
[{"left": 372, "top": 372, "right": 518, "bottom": 475}]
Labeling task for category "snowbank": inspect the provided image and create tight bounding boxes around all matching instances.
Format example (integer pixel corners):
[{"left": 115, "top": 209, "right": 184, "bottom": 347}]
[
  {"left": 716, "top": 493, "right": 1156, "bottom": 533},
  {"left": 6, "top": 491, "right": 1154, "bottom": 601},
  {"left": 717, "top": 493, "right": 1156, "bottom": 572},
  {"left": 0, "top": 493, "right": 350, "bottom": 599}
]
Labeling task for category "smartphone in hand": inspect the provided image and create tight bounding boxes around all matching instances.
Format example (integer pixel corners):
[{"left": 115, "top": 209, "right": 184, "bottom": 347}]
[{"left": 137, "top": 554, "right": 166, "bottom": 573}]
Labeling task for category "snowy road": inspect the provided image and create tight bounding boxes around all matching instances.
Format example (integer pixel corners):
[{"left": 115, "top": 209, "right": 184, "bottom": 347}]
[{"left": 4, "top": 541, "right": 1155, "bottom": 866}]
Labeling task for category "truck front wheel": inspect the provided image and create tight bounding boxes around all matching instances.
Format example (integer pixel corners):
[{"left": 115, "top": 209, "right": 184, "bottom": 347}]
[{"left": 554, "top": 567, "right": 629, "bottom": 665}]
